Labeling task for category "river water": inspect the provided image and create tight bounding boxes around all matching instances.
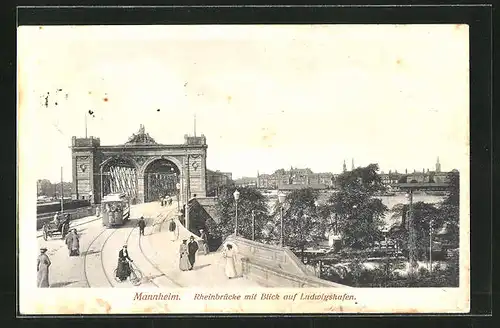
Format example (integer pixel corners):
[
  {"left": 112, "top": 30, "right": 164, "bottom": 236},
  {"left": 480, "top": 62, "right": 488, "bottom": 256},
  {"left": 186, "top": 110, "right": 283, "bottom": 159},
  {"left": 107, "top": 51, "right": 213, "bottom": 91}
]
[{"left": 264, "top": 191, "right": 446, "bottom": 227}]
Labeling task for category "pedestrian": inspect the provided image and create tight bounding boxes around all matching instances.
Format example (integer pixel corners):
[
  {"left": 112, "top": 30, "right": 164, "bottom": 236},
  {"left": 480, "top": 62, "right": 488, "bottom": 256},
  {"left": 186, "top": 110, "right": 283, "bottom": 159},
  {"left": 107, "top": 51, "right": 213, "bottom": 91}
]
[
  {"left": 223, "top": 243, "right": 237, "bottom": 279},
  {"left": 37, "top": 247, "right": 51, "bottom": 287},
  {"left": 138, "top": 216, "right": 146, "bottom": 236},
  {"left": 65, "top": 228, "right": 80, "bottom": 256},
  {"left": 179, "top": 240, "right": 191, "bottom": 271},
  {"left": 187, "top": 236, "right": 199, "bottom": 270},
  {"left": 200, "top": 229, "right": 209, "bottom": 255},
  {"left": 168, "top": 219, "right": 177, "bottom": 241},
  {"left": 168, "top": 197, "right": 173, "bottom": 206},
  {"left": 116, "top": 245, "right": 133, "bottom": 281},
  {"left": 53, "top": 212, "right": 60, "bottom": 227}
]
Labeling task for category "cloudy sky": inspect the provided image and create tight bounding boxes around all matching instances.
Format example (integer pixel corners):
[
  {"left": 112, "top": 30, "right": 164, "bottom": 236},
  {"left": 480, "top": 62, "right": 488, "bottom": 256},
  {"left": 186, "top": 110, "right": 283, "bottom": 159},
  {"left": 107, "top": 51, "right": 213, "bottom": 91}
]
[{"left": 18, "top": 24, "right": 469, "bottom": 182}]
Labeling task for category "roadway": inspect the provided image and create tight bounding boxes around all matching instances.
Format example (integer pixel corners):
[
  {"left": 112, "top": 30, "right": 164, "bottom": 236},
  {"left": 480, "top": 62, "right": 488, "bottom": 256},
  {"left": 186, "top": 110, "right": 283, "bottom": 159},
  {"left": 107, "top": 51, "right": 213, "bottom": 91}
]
[{"left": 37, "top": 202, "right": 261, "bottom": 288}]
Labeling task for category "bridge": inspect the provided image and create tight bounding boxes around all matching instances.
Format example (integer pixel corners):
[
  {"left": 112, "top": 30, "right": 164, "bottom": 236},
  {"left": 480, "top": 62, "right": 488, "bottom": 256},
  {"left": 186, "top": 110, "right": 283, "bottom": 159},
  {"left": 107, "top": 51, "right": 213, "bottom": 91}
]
[{"left": 71, "top": 125, "right": 208, "bottom": 205}]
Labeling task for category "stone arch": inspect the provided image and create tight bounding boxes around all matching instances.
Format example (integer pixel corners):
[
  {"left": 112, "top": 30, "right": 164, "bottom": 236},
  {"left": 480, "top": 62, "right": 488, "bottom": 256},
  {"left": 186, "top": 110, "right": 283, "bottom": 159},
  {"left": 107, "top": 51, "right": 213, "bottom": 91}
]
[
  {"left": 99, "top": 155, "right": 140, "bottom": 203},
  {"left": 139, "top": 155, "right": 184, "bottom": 204},
  {"left": 138, "top": 155, "right": 183, "bottom": 176},
  {"left": 100, "top": 155, "right": 140, "bottom": 171}
]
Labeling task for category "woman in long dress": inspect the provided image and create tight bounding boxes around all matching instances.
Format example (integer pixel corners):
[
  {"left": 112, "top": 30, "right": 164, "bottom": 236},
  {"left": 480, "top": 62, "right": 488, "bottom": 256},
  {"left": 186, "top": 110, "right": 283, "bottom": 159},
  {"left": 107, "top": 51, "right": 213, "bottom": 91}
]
[
  {"left": 37, "top": 247, "right": 51, "bottom": 287},
  {"left": 179, "top": 240, "right": 192, "bottom": 271},
  {"left": 223, "top": 244, "right": 237, "bottom": 279},
  {"left": 199, "top": 229, "right": 209, "bottom": 255},
  {"left": 169, "top": 219, "right": 178, "bottom": 241},
  {"left": 65, "top": 229, "right": 80, "bottom": 256}
]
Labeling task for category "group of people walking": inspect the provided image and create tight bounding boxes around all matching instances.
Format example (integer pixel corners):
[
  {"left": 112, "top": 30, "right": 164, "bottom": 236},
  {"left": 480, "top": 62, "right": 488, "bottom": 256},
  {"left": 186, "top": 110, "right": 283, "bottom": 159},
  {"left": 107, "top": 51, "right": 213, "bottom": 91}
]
[
  {"left": 178, "top": 231, "right": 238, "bottom": 279},
  {"left": 161, "top": 195, "right": 173, "bottom": 207}
]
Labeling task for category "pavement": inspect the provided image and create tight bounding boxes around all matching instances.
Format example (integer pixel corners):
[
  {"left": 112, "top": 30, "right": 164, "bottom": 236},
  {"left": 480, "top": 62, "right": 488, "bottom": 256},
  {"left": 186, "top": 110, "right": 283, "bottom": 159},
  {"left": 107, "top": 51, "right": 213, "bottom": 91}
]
[{"left": 37, "top": 201, "right": 261, "bottom": 288}]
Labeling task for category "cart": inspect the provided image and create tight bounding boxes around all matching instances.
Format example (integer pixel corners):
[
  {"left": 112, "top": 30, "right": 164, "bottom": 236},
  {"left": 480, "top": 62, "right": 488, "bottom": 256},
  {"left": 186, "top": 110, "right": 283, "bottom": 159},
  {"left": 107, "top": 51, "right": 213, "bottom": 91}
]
[{"left": 42, "top": 216, "right": 71, "bottom": 241}]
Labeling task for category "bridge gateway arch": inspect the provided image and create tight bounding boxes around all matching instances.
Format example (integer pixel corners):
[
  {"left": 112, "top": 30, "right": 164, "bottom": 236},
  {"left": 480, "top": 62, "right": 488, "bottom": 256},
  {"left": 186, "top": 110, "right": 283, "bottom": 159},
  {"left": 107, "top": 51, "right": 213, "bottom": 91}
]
[{"left": 70, "top": 125, "right": 207, "bottom": 205}]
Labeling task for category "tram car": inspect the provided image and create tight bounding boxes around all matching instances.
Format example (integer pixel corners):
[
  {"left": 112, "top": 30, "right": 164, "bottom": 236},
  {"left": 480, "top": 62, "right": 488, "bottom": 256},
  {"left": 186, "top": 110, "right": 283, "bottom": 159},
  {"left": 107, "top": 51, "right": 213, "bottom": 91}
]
[{"left": 101, "top": 193, "right": 130, "bottom": 227}]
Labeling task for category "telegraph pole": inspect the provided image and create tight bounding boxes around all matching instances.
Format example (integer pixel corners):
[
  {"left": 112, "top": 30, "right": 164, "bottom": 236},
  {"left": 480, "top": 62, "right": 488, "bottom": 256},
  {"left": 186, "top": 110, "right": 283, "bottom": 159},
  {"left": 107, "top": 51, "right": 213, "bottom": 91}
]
[
  {"left": 60, "top": 166, "right": 64, "bottom": 213},
  {"left": 407, "top": 189, "right": 417, "bottom": 277}
]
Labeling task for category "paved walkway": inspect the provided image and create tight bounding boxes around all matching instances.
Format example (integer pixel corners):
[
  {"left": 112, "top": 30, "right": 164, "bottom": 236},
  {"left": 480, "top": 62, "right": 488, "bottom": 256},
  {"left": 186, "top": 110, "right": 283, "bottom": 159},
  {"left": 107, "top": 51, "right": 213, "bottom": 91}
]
[{"left": 140, "top": 203, "right": 262, "bottom": 288}]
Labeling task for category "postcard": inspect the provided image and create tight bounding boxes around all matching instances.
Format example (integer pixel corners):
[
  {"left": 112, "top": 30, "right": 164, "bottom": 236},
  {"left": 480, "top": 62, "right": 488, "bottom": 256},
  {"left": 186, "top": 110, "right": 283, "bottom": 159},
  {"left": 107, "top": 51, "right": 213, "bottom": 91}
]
[{"left": 18, "top": 24, "right": 470, "bottom": 314}]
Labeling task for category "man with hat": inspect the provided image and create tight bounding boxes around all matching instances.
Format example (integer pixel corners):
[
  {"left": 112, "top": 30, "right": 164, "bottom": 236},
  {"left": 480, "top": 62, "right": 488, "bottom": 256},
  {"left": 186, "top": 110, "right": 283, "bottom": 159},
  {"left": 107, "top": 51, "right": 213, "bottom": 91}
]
[
  {"left": 187, "top": 236, "right": 199, "bottom": 270},
  {"left": 37, "top": 247, "right": 51, "bottom": 287}
]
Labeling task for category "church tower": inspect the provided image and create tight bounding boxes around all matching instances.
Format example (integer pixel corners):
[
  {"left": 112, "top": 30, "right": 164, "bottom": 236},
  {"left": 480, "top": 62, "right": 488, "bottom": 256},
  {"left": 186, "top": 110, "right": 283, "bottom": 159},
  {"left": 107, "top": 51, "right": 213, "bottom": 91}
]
[
  {"left": 351, "top": 158, "right": 355, "bottom": 171},
  {"left": 343, "top": 160, "right": 347, "bottom": 173},
  {"left": 436, "top": 157, "right": 441, "bottom": 173}
]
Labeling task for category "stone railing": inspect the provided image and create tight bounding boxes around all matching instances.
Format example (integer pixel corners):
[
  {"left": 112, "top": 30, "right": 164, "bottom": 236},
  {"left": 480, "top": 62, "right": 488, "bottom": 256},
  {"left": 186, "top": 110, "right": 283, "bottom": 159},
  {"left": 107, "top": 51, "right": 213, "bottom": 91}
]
[
  {"left": 218, "top": 235, "right": 349, "bottom": 287},
  {"left": 241, "top": 258, "right": 348, "bottom": 288}
]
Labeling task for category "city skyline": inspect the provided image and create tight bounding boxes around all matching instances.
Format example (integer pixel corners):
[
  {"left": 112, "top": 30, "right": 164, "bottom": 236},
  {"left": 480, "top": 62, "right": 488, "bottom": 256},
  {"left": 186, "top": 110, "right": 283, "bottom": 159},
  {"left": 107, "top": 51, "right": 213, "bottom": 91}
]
[{"left": 19, "top": 25, "right": 469, "bottom": 182}]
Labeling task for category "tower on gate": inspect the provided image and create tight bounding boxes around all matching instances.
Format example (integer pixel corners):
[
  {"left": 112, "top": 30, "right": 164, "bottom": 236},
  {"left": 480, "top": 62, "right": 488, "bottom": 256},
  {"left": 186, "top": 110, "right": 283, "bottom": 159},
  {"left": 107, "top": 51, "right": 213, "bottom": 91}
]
[{"left": 70, "top": 125, "right": 207, "bottom": 205}]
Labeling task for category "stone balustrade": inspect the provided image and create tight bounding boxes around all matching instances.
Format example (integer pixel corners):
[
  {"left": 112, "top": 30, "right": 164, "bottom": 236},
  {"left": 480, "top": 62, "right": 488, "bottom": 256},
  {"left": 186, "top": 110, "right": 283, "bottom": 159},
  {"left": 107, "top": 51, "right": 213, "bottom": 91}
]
[{"left": 219, "top": 235, "right": 349, "bottom": 288}]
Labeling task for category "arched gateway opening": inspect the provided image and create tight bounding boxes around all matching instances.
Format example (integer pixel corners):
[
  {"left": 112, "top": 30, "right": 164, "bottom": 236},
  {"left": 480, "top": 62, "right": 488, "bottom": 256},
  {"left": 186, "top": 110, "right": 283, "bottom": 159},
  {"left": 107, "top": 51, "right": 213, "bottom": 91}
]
[
  {"left": 144, "top": 158, "right": 180, "bottom": 203},
  {"left": 101, "top": 157, "right": 139, "bottom": 203}
]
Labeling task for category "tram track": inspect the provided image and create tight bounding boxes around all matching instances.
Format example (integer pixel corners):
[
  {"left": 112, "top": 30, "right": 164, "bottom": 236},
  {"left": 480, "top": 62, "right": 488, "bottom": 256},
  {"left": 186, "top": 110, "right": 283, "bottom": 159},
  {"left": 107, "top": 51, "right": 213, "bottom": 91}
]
[
  {"left": 83, "top": 204, "right": 182, "bottom": 288},
  {"left": 83, "top": 227, "right": 117, "bottom": 288},
  {"left": 84, "top": 219, "right": 140, "bottom": 288},
  {"left": 138, "top": 206, "right": 184, "bottom": 287}
]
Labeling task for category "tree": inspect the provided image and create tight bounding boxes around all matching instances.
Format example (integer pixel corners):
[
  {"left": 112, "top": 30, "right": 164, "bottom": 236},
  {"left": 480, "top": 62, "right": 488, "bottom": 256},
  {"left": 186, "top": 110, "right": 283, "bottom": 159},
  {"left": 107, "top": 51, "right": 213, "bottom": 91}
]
[
  {"left": 326, "top": 164, "right": 388, "bottom": 249},
  {"left": 209, "top": 185, "right": 269, "bottom": 241},
  {"left": 270, "top": 188, "right": 326, "bottom": 260}
]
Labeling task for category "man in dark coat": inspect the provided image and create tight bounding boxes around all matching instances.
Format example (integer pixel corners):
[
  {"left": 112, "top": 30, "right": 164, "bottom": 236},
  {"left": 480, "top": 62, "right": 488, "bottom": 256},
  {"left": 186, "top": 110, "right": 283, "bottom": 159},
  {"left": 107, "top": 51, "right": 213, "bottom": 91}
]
[
  {"left": 187, "top": 236, "right": 199, "bottom": 270},
  {"left": 138, "top": 216, "right": 146, "bottom": 236}
]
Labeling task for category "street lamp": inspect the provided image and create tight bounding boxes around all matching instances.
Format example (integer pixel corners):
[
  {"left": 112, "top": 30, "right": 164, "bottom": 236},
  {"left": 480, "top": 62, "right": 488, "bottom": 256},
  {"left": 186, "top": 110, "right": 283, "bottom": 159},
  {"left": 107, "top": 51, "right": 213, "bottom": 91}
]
[
  {"left": 233, "top": 189, "right": 240, "bottom": 236},
  {"left": 277, "top": 191, "right": 286, "bottom": 247}
]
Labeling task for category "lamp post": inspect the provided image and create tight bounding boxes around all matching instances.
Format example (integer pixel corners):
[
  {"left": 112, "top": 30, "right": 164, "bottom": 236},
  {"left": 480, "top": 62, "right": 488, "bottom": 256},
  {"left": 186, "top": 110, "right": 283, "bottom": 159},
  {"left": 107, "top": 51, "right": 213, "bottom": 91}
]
[
  {"left": 233, "top": 189, "right": 240, "bottom": 236},
  {"left": 278, "top": 191, "right": 286, "bottom": 247}
]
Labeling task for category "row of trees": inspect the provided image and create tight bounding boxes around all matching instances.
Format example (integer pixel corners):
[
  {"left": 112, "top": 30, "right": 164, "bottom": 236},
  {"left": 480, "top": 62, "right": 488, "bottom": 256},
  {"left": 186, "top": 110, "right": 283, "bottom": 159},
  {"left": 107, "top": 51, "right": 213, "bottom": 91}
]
[{"left": 37, "top": 179, "right": 72, "bottom": 198}]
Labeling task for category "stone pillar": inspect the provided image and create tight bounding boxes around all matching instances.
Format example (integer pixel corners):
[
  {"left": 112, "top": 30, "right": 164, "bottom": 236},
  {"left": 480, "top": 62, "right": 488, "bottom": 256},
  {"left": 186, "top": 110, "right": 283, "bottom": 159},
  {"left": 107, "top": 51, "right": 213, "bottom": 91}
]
[
  {"left": 71, "top": 154, "right": 77, "bottom": 200},
  {"left": 89, "top": 153, "right": 95, "bottom": 204},
  {"left": 199, "top": 152, "right": 207, "bottom": 197},
  {"left": 137, "top": 173, "right": 145, "bottom": 204}
]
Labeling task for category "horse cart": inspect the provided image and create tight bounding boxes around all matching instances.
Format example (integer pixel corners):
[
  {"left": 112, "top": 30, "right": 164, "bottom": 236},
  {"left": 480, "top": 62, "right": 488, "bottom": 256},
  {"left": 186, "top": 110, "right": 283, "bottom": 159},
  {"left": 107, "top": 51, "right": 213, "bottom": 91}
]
[{"left": 42, "top": 215, "right": 71, "bottom": 241}]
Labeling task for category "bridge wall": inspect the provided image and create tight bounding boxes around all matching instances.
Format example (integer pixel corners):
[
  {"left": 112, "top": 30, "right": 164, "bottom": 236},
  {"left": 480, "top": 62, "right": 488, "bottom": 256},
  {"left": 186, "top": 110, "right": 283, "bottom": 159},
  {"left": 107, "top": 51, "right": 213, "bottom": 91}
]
[{"left": 220, "top": 235, "right": 349, "bottom": 288}]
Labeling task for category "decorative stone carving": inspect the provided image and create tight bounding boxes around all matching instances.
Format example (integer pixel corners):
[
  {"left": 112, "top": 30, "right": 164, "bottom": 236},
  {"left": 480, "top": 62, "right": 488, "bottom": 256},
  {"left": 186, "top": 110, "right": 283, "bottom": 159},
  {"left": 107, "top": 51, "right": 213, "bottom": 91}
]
[
  {"left": 133, "top": 156, "right": 149, "bottom": 167},
  {"left": 125, "top": 124, "right": 157, "bottom": 145}
]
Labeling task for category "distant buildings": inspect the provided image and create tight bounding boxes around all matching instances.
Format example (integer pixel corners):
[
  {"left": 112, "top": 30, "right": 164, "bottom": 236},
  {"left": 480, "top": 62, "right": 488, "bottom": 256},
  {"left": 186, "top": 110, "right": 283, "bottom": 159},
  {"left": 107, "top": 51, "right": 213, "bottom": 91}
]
[
  {"left": 379, "top": 157, "right": 454, "bottom": 188},
  {"left": 256, "top": 167, "right": 337, "bottom": 190},
  {"left": 206, "top": 170, "right": 233, "bottom": 195},
  {"left": 236, "top": 157, "right": 456, "bottom": 192}
]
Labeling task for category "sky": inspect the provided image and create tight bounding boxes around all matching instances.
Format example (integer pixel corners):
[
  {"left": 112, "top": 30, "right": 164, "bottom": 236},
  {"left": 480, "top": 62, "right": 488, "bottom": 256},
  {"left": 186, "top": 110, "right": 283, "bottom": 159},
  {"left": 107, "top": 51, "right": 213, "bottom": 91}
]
[{"left": 17, "top": 25, "right": 469, "bottom": 182}]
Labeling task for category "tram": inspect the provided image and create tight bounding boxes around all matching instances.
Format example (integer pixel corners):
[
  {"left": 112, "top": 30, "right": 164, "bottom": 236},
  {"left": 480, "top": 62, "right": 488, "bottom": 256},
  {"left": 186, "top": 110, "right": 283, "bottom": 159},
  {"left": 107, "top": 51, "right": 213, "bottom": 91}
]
[{"left": 101, "top": 193, "right": 130, "bottom": 227}]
